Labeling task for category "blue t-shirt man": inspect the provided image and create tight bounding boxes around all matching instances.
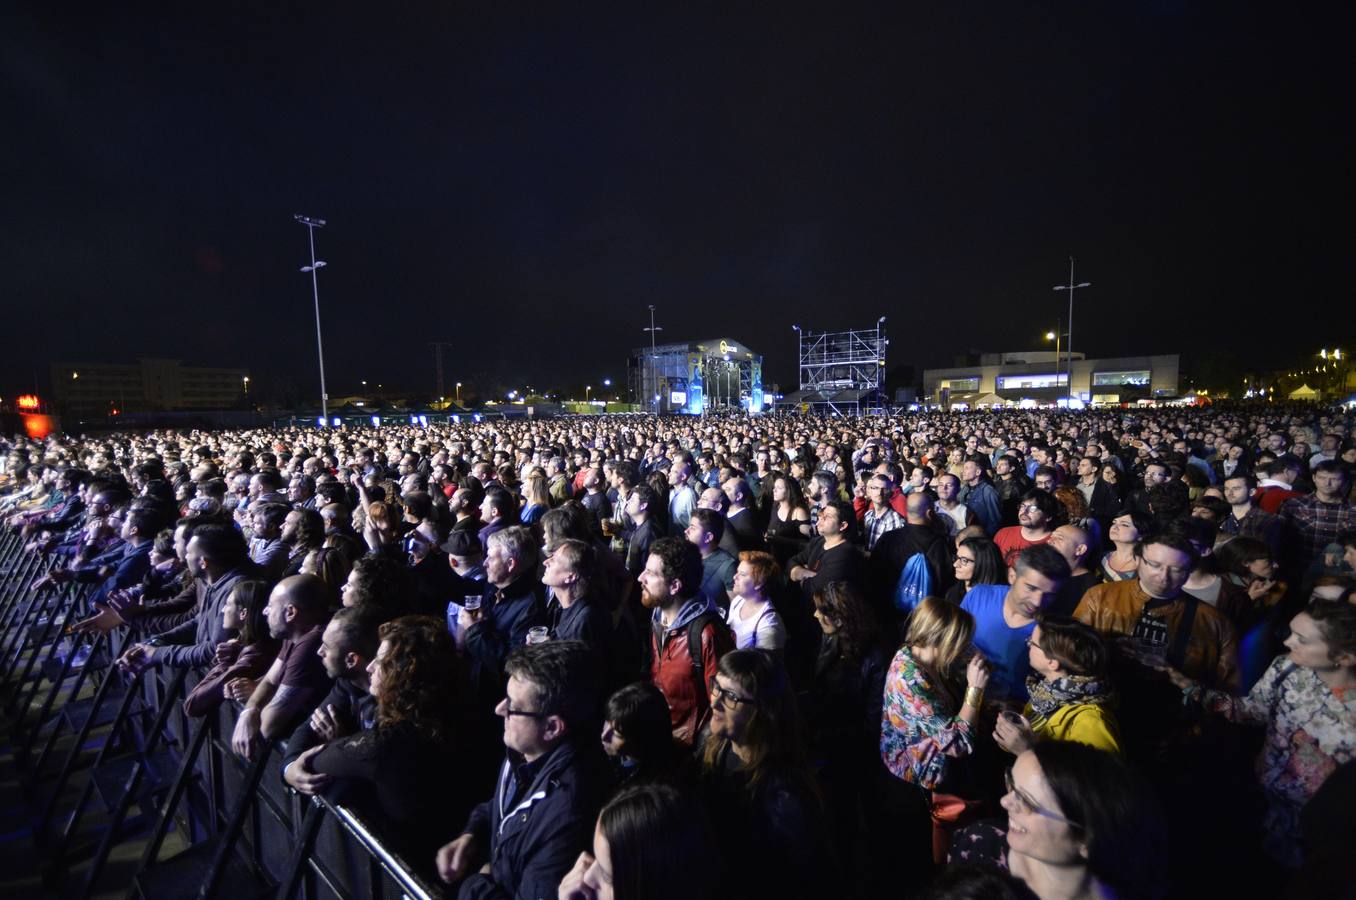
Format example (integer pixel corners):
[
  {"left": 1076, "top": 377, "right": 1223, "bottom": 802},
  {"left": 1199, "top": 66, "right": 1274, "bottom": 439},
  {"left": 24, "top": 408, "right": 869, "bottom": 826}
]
[{"left": 962, "top": 584, "right": 1037, "bottom": 701}]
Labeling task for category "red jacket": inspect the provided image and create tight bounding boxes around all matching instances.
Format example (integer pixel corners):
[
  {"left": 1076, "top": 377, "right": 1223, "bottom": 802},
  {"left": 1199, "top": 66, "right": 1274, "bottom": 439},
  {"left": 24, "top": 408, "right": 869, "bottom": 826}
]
[{"left": 650, "top": 601, "right": 735, "bottom": 747}]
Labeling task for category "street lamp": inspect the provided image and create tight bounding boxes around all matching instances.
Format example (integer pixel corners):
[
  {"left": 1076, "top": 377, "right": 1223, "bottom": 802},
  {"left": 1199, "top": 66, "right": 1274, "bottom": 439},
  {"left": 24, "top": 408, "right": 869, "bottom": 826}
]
[
  {"left": 295, "top": 213, "right": 330, "bottom": 423},
  {"left": 644, "top": 306, "right": 663, "bottom": 413},
  {"left": 1053, "top": 257, "right": 1092, "bottom": 407},
  {"left": 585, "top": 385, "right": 592, "bottom": 403},
  {"left": 242, "top": 375, "right": 250, "bottom": 397},
  {"left": 455, "top": 382, "right": 462, "bottom": 406}
]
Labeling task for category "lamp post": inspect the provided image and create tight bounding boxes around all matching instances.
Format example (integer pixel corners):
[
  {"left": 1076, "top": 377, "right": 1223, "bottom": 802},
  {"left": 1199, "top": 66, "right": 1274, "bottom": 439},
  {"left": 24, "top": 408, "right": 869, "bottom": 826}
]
[
  {"left": 644, "top": 305, "right": 663, "bottom": 413},
  {"left": 455, "top": 382, "right": 463, "bottom": 406},
  {"left": 295, "top": 214, "right": 330, "bottom": 423},
  {"left": 1045, "top": 321, "right": 1061, "bottom": 397},
  {"left": 1053, "top": 257, "right": 1091, "bottom": 407},
  {"left": 585, "top": 385, "right": 592, "bottom": 404}
]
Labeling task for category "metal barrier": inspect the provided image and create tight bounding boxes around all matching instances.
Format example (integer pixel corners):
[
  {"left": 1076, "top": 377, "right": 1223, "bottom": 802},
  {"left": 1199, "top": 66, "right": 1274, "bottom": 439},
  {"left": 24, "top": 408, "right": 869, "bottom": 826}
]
[{"left": 0, "top": 531, "right": 448, "bottom": 899}]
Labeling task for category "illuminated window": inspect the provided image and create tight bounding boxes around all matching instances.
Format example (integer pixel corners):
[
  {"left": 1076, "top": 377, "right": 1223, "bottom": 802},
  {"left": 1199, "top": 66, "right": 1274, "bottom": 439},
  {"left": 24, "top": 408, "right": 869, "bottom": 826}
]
[
  {"left": 996, "top": 374, "right": 1068, "bottom": 390},
  {"left": 939, "top": 377, "right": 979, "bottom": 392},
  {"left": 1093, "top": 371, "right": 1150, "bottom": 387}
]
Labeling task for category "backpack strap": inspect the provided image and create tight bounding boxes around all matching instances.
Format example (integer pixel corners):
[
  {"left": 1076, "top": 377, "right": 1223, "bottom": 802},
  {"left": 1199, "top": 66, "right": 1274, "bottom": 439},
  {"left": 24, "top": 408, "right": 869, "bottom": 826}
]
[{"left": 686, "top": 610, "right": 723, "bottom": 690}]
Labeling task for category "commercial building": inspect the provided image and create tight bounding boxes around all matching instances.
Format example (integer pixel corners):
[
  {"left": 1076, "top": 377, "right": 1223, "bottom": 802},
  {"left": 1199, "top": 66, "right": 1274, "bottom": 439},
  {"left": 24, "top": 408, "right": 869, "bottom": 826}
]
[
  {"left": 923, "top": 351, "right": 1179, "bottom": 407},
  {"left": 50, "top": 358, "right": 251, "bottom": 418},
  {"left": 628, "top": 337, "right": 765, "bottom": 414}
]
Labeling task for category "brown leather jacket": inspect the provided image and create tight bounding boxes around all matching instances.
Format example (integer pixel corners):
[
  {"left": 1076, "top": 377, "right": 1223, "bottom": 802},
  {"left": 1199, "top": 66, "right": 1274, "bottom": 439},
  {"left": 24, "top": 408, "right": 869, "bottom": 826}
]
[{"left": 1074, "top": 579, "right": 1240, "bottom": 692}]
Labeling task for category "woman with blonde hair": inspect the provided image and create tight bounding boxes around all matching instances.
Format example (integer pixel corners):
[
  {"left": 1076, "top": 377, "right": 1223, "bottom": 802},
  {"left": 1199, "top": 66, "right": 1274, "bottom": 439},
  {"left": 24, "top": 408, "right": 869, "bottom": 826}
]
[
  {"left": 881, "top": 596, "right": 990, "bottom": 864},
  {"left": 519, "top": 472, "right": 552, "bottom": 526}
]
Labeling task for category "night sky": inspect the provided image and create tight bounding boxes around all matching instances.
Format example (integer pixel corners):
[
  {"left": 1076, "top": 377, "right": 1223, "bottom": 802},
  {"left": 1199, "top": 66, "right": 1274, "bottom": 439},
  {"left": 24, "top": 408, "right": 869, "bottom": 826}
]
[{"left": 3, "top": 4, "right": 1351, "bottom": 402}]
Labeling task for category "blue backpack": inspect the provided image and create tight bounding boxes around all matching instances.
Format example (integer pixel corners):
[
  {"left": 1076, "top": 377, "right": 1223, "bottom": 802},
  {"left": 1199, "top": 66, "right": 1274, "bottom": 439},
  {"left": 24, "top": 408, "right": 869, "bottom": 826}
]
[{"left": 893, "top": 552, "right": 934, "bottom": 615}]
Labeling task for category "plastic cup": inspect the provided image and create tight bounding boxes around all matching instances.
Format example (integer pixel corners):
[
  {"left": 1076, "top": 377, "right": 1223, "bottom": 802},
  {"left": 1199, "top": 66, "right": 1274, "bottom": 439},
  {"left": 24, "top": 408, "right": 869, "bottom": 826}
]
[
  {"left": 464, "top": 595, "right": 482, "bottom": 612},
  {"left": 526, "top": 626, "right": 550, "bottom": 645}
]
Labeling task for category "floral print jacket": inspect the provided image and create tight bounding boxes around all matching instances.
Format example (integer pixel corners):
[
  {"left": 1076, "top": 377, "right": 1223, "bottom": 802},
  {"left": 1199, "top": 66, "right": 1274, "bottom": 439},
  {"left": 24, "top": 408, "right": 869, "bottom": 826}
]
[
  {"left": 881, "top": 646, "right": 974, "bottom": 789},
  {"left": 1204, "top": 656, "right": 1356, "bottom": 866}
]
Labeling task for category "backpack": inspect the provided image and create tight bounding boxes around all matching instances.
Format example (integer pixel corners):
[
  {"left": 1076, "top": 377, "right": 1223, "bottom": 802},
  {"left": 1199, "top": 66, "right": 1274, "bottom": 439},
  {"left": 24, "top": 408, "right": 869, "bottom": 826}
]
[
  {"left": 893, "top": 552, "right": 934, "bottom": 615},
  {"left": 685, "top": 609, "right": 728, "bottom": 689}
]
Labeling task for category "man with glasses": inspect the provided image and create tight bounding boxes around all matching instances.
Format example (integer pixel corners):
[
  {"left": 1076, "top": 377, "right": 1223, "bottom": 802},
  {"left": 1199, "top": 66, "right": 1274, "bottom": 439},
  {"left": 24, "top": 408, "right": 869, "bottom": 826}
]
[
  {"left": 994, "top": 490, "right": 1058, "bottom": 569},
  {"left": 1074, "top": 531, "right": 1238, "bottom": 693},
  {"left": 436, "top": 640, "right": 611, "bottom": 898}
]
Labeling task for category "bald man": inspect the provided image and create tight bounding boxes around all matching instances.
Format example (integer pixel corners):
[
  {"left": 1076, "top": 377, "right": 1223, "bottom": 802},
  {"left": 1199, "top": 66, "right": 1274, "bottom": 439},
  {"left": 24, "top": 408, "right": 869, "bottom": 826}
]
[
  {"left": 231, "top": 574, "right": 335, "bottom": 759},
  {"left": 1047, "top": 523, "right": 1103, "bottom": 617}
]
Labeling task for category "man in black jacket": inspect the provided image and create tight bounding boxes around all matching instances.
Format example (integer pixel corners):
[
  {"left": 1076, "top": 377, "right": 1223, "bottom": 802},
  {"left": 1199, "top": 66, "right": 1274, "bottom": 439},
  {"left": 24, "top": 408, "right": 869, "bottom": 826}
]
[
  {"left": 787, "top": 502, "right": 862, "bottom": 602},
  {"left": 282, "top": 604, "right": 385, "bottom": 795},
  {"left": 436, "top": 640, "right": 611, "bottom": 900}
]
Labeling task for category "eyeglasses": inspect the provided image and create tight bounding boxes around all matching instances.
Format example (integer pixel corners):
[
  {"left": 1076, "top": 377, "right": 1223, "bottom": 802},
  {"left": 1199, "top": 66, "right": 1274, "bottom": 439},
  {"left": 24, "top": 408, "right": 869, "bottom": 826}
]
[
  {"left": 1004, "top": 768, "right": 1082, "bottom": 829},
  {"left": 1024, "top": 636, "right": 1044, "bottom": 652},
  {"left": 502, "top": 704, "right": 548, "bottom": 719},
  {"left": 954, "top": 556, "right": 975, "bottom": 567},
  {"left": 710, "top": 683, "right": 756, "bottom": 708},
  {"left": 1019, "top": 502, "right": 1039, "bottom": 512}
]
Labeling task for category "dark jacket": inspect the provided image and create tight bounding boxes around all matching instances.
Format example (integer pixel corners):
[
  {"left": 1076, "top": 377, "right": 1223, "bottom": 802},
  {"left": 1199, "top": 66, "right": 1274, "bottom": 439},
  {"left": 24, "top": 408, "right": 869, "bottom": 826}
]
[
  {"left": 281, "top": 676, "right": 379, "bottom": 768},
  {"left": 725, "top": 507, "right": 766, "bottom": 553},
  {"left": 458, "top": 740, "right": 613, "bottom": 900},
  {"left": 314, "top": 722, "right": 475, "bottom": 876},
  {"left": 465, "top": 576, "right": 547, "bottom": 709},
  {"left": 153, "top": 563, "right": 254, "bottom": 669},
  {"left": 788, "top": 536, "right": 863, "bottom": 602}
]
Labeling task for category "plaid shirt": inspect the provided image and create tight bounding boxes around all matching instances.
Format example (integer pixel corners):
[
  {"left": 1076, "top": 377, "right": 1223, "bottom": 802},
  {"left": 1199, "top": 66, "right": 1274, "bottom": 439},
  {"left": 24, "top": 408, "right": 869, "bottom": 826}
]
[
  {"left": 1221, "top": 505, "right": 1281, "bottom": 549},
  {"left": 1278, "top": 495, "right": 1356, "bottom": 568},
  {"left": 864, "top": 506, "right": 906, "bottom": 551}
]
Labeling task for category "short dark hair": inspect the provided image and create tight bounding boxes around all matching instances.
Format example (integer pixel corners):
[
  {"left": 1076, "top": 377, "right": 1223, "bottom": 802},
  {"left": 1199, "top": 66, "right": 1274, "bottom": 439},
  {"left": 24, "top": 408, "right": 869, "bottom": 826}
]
[
  {"left": 689, "top": 508, "right": 725, "bottom": 544},
  {"left": 484, "top": 485, "right": 516, "bottom": 519},
  {"left": 189, "top": 524, "right": 248, "bottom": 570},
  {"left": 505, "top": 639, "right": 600, "bottom": 731},
  {"left": 1035, "top": 616, "right": 1107, "bottom": 677},
  {"left": 1013, "top": 544, "right": 1071, "bottom": 582},
  {"left": 605, "top": 682, "right": 675, "bottom": 766},
  {"left": 1134, "top": 529, "right": 1200, "bottom": 568},
  {"left": 347, "top": 552, "right": 412, "bottom": 615},
  {"left": 1314, "top": 459, "right": 1348, "bottom": 479},
  {"left": 328, "top": 603, "right": 386, "bottom": 659},
  {"left": 648, "top": 536, "right": 703, "bottom": 597},
  {"left": 1020, "top": 489, "right": 1062, "bottom": 523}
]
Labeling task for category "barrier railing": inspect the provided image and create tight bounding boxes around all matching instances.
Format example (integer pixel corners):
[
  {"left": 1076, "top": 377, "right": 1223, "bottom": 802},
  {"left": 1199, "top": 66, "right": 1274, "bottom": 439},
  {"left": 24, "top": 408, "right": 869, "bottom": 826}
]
[{"left": 0, "top": 531, "right": 447, "bottom": 899}]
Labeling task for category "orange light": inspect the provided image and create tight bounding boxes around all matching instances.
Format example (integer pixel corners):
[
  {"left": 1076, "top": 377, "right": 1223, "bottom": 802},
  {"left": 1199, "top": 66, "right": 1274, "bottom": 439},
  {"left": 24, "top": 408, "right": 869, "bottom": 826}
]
[{"left": 17, "top": 394, "right": 39, "bottom": 410}]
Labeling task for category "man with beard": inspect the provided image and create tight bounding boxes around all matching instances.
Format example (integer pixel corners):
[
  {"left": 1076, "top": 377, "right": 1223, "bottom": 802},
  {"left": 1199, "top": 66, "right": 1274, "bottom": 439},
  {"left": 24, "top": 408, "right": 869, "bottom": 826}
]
[
  {"left": 642, "top": 537, "right": 734, "bottom": 747},
  {"left": 279, "top": 508, "right": 326, "bottom": 578},
  {"left": 282, "top": 604, "right": 385, "bottom": 795},
  {"left": 231, "top": 574, "right": 334, "bottom": 759},
  {"left": 993, "top": 489, "right": 1059, "bottom": 568}
]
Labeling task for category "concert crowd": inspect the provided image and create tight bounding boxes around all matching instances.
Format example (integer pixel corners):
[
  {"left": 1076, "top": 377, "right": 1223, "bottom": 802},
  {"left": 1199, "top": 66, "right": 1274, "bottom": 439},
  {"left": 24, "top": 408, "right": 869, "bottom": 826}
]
[{"left": 3, "top": 403, "right": 1355, "bottom": 899}]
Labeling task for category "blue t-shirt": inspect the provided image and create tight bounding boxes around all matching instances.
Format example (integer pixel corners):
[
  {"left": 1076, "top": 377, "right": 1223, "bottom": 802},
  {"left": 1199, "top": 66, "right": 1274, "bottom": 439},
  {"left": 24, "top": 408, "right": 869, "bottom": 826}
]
[{"left": 961, "top": 584, "right": 1035, "bottom": 701}]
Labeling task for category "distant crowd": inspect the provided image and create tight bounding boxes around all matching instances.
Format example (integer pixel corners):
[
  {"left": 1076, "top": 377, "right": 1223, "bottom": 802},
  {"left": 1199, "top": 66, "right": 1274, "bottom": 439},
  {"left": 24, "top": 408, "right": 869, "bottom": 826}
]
[{"left": 3, "top": 403, "right": 1355, "bottom": 899}]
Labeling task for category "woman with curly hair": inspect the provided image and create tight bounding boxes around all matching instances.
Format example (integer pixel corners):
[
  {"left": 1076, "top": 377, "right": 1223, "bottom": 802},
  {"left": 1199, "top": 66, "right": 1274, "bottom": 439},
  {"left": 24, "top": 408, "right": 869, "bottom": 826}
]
[{"left": 308, "top": 615, "right": 475, "bottom": 871}]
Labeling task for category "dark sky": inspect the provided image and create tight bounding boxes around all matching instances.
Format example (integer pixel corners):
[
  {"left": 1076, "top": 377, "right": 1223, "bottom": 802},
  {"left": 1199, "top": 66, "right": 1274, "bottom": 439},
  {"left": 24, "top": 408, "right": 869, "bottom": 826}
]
[{"left": 3, "top": 3, "right": 1351, "bottom": 401}]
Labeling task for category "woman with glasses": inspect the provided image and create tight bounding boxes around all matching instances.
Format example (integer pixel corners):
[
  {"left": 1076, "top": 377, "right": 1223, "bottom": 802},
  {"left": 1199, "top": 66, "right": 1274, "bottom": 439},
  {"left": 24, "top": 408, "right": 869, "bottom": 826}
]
[
  {"left": 944, "top": 537, "right": 1007, "bottom": 606},
  {"left": 697, "top": 649, "right": 832, "bottom": 898},
  {"left": 1099, "top": 511, "right": 1150, "bottom": 582},
  {"left": 991, "top": 617, "right": 1120, "bottom": 756},
  {"left": 949, "top": 742, "right": 1165, "bottom": 900},
  {"left": 881, "top": 596, "right": 990, "bottom": 864}
]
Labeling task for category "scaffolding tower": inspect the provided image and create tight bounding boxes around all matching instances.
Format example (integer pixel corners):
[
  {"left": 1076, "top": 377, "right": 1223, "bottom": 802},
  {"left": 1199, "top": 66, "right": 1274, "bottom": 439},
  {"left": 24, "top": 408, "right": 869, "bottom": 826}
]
[{"left": 789, "top": 319, "right": 888, "bottom": 415}]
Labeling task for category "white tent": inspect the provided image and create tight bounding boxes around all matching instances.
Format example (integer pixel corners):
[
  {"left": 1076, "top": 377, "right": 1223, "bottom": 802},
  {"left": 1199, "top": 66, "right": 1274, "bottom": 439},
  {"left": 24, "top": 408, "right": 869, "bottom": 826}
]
[{"left": 1289, "top": 384, "right": 1319, "bottom": 401}]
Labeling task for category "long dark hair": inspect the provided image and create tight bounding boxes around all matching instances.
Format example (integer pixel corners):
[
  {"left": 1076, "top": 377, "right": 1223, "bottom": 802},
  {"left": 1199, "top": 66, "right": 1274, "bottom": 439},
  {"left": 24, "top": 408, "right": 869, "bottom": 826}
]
[
  {"left": 229, "top": 579, "right": 272, "bottom": 646},
  {"left": 958, "top": 537, "right": 1006, "bottom": 587},
  {"left": 598, "top": 783, "right": 717, "bottom": 900},
  {"left": 701, "top": 650, "right": 818, "bottom": 800},
  {"left": 1028, "top": 742, "right": 1167, "bottom": 899}
]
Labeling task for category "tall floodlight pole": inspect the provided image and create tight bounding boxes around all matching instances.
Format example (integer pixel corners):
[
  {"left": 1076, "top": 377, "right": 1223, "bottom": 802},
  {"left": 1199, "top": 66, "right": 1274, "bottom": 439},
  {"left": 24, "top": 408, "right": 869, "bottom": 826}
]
[
  {"left": 1053, "top": 257, "right": 1091, "bottom": 408},
  {"left": 296, "top": 214, "right": 330, "bottom": 424},
  {"left": 644, "top": 305, "right": 663, "bottom": 413}
]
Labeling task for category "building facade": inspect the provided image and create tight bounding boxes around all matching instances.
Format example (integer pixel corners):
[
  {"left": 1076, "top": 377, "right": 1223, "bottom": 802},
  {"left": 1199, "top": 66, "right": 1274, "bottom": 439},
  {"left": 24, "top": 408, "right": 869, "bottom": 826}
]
[
  {"left": 923, "top": 352, "right": 1179, "bottom": 407},
  {"left": 51, "top": 358, "right": 250, "bottom": 418}
]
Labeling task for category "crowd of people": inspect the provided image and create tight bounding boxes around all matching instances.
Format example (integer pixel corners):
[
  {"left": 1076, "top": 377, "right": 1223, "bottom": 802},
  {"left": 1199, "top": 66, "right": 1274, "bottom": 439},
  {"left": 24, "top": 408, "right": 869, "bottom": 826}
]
[{"left": 3, "top": 402, "right": 1356, "bottom": 899}]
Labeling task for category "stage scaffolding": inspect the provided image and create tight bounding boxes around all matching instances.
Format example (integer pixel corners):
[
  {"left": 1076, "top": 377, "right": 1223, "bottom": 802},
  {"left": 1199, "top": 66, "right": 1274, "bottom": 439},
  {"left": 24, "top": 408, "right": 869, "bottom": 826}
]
[{"left": 786, "top": 320, "right": 888, "bottom": 415}]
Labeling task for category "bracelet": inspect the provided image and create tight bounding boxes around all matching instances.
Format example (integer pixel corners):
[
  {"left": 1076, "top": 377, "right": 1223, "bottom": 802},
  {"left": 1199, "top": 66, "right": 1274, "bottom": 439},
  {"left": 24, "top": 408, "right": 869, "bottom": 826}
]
[{"left": 964, "top": 686, "right": 984, "bottom": 708}]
